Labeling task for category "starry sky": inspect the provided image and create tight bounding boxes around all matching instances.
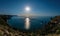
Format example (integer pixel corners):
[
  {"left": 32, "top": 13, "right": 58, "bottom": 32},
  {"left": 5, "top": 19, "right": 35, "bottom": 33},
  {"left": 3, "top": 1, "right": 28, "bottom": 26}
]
[{"left": 0, "top": 0, "right": 60, "bottom": 16}]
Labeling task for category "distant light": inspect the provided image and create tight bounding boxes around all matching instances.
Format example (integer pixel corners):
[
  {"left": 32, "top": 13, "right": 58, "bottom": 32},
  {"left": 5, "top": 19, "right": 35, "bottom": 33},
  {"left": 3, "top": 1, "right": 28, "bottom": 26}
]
[{"left": 25, "top": 6, "right": 30, "bottom": 11}]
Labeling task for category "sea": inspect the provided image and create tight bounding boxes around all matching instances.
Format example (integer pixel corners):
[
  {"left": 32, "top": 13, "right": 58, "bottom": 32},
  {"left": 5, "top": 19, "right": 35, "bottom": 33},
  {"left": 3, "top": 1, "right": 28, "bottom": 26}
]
[{"left": 7, "top": 16, "right": 54, "bottom": 32}]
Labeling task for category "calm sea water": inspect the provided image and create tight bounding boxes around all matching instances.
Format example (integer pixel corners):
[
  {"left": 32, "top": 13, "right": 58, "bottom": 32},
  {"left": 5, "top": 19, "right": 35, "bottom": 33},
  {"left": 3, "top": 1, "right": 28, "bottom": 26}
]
[{"left": 7, "top": 16, "right": 54, "bottom": 31}]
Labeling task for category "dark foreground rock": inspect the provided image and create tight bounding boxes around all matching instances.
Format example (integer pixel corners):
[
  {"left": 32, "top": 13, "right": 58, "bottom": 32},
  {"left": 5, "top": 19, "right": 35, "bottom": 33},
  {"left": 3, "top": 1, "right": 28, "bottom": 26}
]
[{"left": 41, "top": 16, "right": 60, "bottom": 36}]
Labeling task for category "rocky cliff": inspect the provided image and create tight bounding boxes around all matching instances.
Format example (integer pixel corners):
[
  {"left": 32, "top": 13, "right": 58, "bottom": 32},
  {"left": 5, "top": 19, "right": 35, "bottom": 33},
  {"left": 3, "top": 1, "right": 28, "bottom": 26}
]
[{"left": 41, "top": 16, "right": 60, "bottom": 36}]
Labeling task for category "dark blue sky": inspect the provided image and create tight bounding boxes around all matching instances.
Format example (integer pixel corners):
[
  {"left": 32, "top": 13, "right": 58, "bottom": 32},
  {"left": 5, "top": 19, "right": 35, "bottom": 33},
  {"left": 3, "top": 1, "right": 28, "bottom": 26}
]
[{"left": 0, "top": 0, "right": 60, "bottom": 16}]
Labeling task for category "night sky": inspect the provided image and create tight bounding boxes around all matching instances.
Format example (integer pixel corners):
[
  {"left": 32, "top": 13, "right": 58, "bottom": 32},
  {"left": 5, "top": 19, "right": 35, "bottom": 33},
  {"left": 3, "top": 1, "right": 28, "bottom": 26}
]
[{"left": 0, "top": 0, "right": 60, "bottom": 16}]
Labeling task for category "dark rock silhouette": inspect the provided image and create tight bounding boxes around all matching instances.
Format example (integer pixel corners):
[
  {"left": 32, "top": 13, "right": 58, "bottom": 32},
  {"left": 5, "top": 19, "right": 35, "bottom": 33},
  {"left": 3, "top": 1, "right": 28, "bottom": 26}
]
[
  {"left": 0, "top": 15, "right": 12, "bottom": 22},
  {"left": 41, "top": 16, "right": 60, "bottom": 35}
]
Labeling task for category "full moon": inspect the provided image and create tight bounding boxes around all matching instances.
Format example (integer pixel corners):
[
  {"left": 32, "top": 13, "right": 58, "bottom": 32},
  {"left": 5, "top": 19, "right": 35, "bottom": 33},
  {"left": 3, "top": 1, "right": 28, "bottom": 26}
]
[{"left": 25, "top": 6, "right": 30, "bottom": 11}]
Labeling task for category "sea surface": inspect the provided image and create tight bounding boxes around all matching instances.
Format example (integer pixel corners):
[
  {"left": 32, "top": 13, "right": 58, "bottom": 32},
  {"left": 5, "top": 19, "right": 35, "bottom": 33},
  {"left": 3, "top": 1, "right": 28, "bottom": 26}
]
[{"left": 7, "top": 16, "right": 54, "bottom": 31}]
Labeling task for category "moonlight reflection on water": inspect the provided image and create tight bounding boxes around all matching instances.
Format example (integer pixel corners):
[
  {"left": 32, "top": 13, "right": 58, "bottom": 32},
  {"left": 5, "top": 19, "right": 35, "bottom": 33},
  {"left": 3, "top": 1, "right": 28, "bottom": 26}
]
[{"left": 25, "top": 17, "right": 30, "bottom": 30}]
